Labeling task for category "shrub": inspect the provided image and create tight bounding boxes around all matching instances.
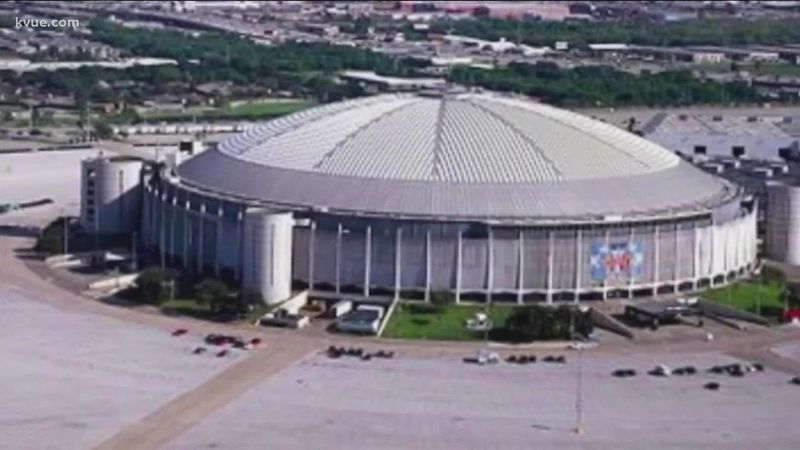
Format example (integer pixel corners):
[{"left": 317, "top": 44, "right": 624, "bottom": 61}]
[
  {"left": 430, "top": 291, "right": 455, "bottom": 306},
  {"left": 94, "top": 122, "right": 113, "bottom": 139},
  {"left": 761, "top": 266, "right": 786, "bottom": 285},
  {"left": 503, "top": 305, "right": 593, "bottom": 342},
  {"left": 136, "top": 267, "right": 170, "bottom": 305},
  {"left": 239, "top": 289, "right": 264, "bottom": 307},
  {"left": 407, "top": 303, "right": 443, "bottom": 315},
  {"left": 35, "top": 218, "right": 67, "bottom": 255},
  {"left": 194, "top": 278, "right": 230, "bottom": 312}
]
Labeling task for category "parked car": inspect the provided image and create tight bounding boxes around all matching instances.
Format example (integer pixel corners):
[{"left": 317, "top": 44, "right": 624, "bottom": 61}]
[{"left": 335, "top": 305, "right": 385, "bottom": 335}]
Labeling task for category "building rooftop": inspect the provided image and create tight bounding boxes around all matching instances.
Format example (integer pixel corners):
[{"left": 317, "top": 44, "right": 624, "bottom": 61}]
[
  {"left": 178, "top": 92, "right": 735, "bottom": 221},
  {"left": 217, "top": 91, "right": 680, "bottom": 184}
]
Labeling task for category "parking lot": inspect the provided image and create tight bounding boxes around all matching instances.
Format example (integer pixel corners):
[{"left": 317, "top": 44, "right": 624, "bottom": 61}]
[
  {"left": 166, "top": 350, "right": 800, "bottom": 450},
  {"left": 0, "top": 283, "right": 243, "bottom": 450},
  {"left": 771, "top": 340, "right": 800, "bottom": 362}
]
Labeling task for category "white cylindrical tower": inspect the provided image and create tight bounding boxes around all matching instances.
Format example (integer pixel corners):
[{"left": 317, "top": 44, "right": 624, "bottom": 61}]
[
  {"left": 766, "top": 181, "right": 800, "bottom": 266},
  {"left": 242, "top": 209, "right": 294, "bottom": 304},
  {"left": 80, "top": 155, "right": 143, "bottom": 234}
]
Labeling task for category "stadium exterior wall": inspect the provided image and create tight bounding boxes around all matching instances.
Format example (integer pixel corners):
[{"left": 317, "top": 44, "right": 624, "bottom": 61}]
[
  {"left": 141, "top": 176, "right": 757, "bottom": 303},
  {"left": 766, "top": 182, "right": 800, "bottom": 266},
  {"left": 80, "top": 156, "right": 143, "bottom": 235}
]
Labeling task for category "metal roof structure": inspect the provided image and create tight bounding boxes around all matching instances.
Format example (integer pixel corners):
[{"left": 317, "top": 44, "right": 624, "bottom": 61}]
[
  {"left": 177, "top": 91, "right": 736, "bottom": 221},
  {"left": 644, "top": 112, "right": 800, "bottom": 160}
]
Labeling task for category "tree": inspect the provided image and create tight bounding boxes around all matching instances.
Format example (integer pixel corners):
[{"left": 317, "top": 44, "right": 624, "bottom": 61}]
[
  {"left": 448, "top": 62, "right": 761, "bottom": 108},
  {"left": 626, "top": 116, "right": 637, "bottom": 132},
  {"left": 136, "top": 267, "right": 170, "bottom": 305},
  {"left": 425, "top": 17, "right": 800, "bottom": 49},
  {"left": 194, "top": 278, "right": 230, "bottom": 314},
  {"left": 30, "top": 106, "right": 40, "bottom": 127},
  {"left": 430, "top": 291, "right": 454, "bottom": 306},
  {"left": 760, "top": 266, "right": 786, "bottom": 286},
  {"left": 504, "top": 305, "right": 593, "bottom": 342},
  {"left": 94, "top": 122, "right": 113, "bottom": 139},
  {"left": 77, "top": 97, "right": 89, "bottom": 130},
  {"left": 35, "top": 219, "right": 66, "bottom": 255},
  {"left": 239, "top": 289, "right": 264, "bottom": 308}
]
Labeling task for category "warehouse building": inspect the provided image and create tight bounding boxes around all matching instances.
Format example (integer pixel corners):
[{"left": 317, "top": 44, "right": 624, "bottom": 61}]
[{"left": 127, "top": 91, "right": 757, "bottom": 304}]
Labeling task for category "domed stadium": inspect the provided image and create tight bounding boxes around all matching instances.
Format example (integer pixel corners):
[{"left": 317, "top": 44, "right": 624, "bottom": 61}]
[{"left": 141, "top": 90, "right": 757, "bottom": 304}]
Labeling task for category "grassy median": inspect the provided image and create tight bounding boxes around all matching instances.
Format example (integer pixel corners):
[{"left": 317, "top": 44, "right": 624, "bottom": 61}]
[
  {"left": 703, "top": 281, "right": 787, "bottom": 319},
  {"left": 381, "top": 302, "right": 515, "bottom": 341}
]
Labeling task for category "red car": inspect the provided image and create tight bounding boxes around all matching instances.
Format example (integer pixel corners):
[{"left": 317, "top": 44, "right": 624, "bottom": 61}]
[
  {"left": 784, "top": 309, "right": 800, "bottom": 322},
  {"left": 172, "top": 328, "right": 188, "bottom": 337}
]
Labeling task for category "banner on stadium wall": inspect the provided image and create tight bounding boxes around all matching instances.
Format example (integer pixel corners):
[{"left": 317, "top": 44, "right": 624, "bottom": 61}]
[{"left": 590, "top": 241, "right": 644, "bottom": 283}]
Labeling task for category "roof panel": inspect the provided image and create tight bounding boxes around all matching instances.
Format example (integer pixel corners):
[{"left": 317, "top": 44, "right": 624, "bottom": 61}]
[{"left": 216, "top": 92, "right": 681, "bottom": 184}]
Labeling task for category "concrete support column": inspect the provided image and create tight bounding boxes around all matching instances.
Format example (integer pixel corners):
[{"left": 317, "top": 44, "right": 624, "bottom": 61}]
[
  {"left": 183, "top": 201, "right": 190, "bottom": 270},
  {"left": 546, "top": 230, "right": 554, "bottom": 304},
  {"left": 709, "top": 215, "right": 716, "bottom": 287},
  {"left": 197, "top": 202, "right": 205, "bottom": 273},
  {"left": 142, "top": 186, "right": 150, "bottom": 245},
  {"left": 575, "top": 228, "right": 582, "bottom": 303},
  {"left": 628, "top": 226, "right": 635, "bottom": 298},
  {"left": 517, "top": 230, "right": 524, "bottom": 305},
  {"left": 335, "top": 223, "right": 343, "bottom": 294},
  {"left": 456, "top": 228, "right": 463, "bottom": 304},
  {"left": 170, "top": 197, "right": 177, "bottom": 264},
  {"left": 364, "top": 226, "right": 371, "bottom": 298},
  {"left": 160, "top": 192, "right": 167, "bottom": 268},
  {"left": 241, "top": 209, "right": 294, "bottom": 304},
  {"left": 487, "top": 226, "right": 494, "bottom": 304},
  {"left": 653, "top": 224, "right": 660, "bottom": 295},
  {"left": 142, "top": 186, "right": 152, "bottom": 245},
  {"left": 722, "top": 220, "right": 729, "bottom": 280},
  {"left": 308, "top": 222, "right": 316, "bottom": 291},
  {"left": 751, "top": 206, "right": 758, "bottom": 265},
  {"left": 602, "top": 228, "right": 610, "bottom": 301},
  {"left": 424, "top": 228, "right": 431, "bottom": 302},
  {"left": 234, "top": 207, "right": 243, "bottom": 281},
  {"left": 674, "top": 224, "right": 680, "bottom": 294},
  {"left": 150, "top": 188, "right": 158, "bottom": 248},
  {"left": 693, "top": 221, "right": 700, "bottom": 290},
  {"left": 394, "top": 227, "right": 402, "bottom": 300},
  {"left": 215, "top": 205, "right": 223, "bottom": 276}
]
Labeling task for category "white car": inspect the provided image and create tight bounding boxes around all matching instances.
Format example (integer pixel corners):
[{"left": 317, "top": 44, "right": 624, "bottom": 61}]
[
  {"left": 652, "top": 364, "right": 672, "bottom": 376},
  {"left": 477, "top": 349, "right": 500, "bottom": 366}
]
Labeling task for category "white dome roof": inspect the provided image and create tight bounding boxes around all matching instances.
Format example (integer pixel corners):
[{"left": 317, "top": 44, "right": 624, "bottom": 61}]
[
  {"left": 178, "top": 92, "right": 734, "bottom": 221},
  {"left": 218, "top": 92, "right": 679, "bottom": 184}
]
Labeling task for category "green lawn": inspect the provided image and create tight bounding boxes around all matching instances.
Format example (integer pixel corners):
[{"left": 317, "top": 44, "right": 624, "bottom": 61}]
[
  {"left": 702, "top": 281, "right": 787, "bottom": 318},
  {"left": 222, "top": 100, "right": 312, "bottom": 117},
  {"left": 140, "top": 99, "right": 312, "bottom": 122},
  {"left": 382, "top": 302, "right": 516, "bottom": 341},
  {"left": 159, "top": 298, "right": 212, "bottom": 319}
]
